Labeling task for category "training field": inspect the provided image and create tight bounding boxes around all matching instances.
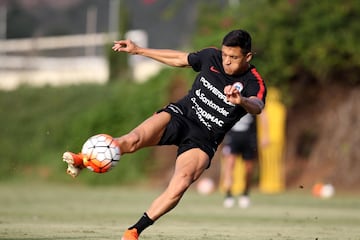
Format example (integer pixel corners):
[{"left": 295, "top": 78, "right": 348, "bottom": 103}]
[{"left": 0, "top": 182, "right": 359, "bottom": 240}]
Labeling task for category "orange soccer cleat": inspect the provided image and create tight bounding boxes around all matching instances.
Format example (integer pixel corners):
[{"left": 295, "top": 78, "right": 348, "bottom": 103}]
[
  {"left": 62, "top": 152, "right": 85, "bottom": 178},
  {"left": 121, "top": 229, "right": 139, "bottom": 240}
]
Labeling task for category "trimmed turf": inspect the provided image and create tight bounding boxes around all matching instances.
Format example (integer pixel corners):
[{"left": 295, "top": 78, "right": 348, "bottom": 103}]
[{"left": 0, "top": 181, "right": 359, "bottom": 240}]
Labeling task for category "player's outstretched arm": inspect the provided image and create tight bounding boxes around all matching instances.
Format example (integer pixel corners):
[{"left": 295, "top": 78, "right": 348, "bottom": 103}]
[{"left": 112, "top": 39, "right": 190, "bottom": 67}]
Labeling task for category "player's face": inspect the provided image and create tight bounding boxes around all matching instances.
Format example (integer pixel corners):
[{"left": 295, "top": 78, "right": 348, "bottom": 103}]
[{"left": 221, "top": 46, "right": 252, "bottom": 75}]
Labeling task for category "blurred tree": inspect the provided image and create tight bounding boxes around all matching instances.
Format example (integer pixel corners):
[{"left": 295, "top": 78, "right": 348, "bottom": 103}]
[{"left": 193, "top": 0, "right": 360, "bottom": 103}]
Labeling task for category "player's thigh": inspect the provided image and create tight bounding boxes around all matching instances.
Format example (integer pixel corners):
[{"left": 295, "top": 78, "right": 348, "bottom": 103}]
[
  {"left": 131, "top": 111, "right": 171, "bottom": 147},
  {"left": 174, "top": 148, "right": 210, "bottom": 183}
]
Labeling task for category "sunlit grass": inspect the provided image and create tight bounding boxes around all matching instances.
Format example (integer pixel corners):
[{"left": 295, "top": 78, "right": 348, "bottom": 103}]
[{"left": 0, "top": 181, "right": 359, "bottom": 239}]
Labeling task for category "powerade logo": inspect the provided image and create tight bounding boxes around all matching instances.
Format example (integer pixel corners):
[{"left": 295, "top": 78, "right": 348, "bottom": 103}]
[{"left": 199, "top": 77, "right": 235, "bottom": 106}]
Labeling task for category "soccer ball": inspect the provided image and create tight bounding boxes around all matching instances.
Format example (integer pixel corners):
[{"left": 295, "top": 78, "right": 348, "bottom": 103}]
[{"left": 81, "top": 134, "right": 121, "bottom": 173}]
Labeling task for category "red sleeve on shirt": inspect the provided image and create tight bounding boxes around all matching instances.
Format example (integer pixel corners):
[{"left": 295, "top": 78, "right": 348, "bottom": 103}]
[{"left": 251, "top": 68, "right": 266, "bottom": 101}]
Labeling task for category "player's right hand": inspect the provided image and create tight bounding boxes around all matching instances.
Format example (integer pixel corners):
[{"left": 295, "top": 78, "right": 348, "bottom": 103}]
[{"left": 112, "top": 40, "right": 138, "bottom": 54}]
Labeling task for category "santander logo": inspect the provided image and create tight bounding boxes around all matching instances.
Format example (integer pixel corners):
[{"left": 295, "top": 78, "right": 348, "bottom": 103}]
[{"left": 210, "top": 66, "right": 220, "bottom": 73}]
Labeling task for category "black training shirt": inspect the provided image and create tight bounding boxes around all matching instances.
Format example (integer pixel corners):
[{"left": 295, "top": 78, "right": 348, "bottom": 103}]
[{"left": 174, "top": 47, "right": 266, "bottom": 144}]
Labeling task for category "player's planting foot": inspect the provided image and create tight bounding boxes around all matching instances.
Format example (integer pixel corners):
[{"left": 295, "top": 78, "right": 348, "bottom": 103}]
[
  {"left": 62, "top": 152, "right": 85, "bottom": 178},
  {"left": 121, "top": 228, "right": 139, "bottom": 240}
]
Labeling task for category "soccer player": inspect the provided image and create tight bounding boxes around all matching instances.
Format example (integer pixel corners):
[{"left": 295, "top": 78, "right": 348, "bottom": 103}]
[
  {"left": 222, "top": 113, "right": 258, "bottom": 208},
  {"left": 63, "top": 29, "right": 266, "bottom": 240}
]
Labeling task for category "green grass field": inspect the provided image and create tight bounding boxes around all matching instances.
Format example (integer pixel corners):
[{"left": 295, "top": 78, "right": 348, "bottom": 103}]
[{"left": 0, "top": 181, "right": 359, "bottom": 240}]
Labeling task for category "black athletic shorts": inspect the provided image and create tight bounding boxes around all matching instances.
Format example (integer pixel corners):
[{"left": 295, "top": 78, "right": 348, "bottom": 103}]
[
  {"left": 157, "top": 104, "right": 218, "bottom": 167},
  {"left": 222, "top": 130, "right": 257, "bottom": 161}
]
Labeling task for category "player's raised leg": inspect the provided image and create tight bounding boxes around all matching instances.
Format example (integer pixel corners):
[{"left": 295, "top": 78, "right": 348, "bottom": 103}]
[
  {"left": 115, "top": 111, "right": 171, "bottom": 154},
  {"left": 62, "top": 111, "right": 171, "bottom": 178}
]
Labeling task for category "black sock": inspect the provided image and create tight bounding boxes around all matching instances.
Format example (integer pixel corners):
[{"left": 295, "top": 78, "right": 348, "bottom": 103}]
[{"left": 128, "top": 212, "right": 154, "bottom": 234}]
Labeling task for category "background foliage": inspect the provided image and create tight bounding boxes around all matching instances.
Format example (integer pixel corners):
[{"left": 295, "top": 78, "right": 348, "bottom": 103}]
[
  {"left": 194, "top": 0, "right": 360, "bottom": 103},
  {"left": 0, "top": 73, "right": 172, "bottom": 184},
  {"left": 2, "top": 0, "right": 359, "bottom": 186}
]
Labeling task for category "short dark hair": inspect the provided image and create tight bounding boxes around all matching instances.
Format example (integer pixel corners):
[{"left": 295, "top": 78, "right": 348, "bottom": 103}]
[{"left": 222, "top": 29, "right": 252, "bottom": 54}]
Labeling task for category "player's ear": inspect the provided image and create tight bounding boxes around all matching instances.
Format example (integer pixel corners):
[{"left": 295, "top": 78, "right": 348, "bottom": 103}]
[{"left": 245, "top": 52, "right": 253, "bottom": 62}]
